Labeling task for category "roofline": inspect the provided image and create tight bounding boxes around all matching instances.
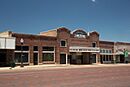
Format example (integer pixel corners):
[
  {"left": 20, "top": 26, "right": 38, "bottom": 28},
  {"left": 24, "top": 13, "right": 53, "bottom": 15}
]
[{"left": 12, "top": 32, "right": 57, "bottom": 38}]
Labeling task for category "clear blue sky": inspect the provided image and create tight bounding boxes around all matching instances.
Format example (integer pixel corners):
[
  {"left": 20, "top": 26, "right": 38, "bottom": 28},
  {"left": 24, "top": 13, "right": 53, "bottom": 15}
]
[{"left": 0, "top": 0, "right": 130, "bottom": 42}]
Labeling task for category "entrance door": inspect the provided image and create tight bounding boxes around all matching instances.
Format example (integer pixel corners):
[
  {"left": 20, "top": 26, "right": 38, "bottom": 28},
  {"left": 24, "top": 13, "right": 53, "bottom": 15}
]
[
  {"left": 60, "top": 54, "right": 66, "bottom": 64},
  {"left": 0, "top": 53, "right": 6, "bottom": 66},
  {"left": 33, "top": 53, "right": 38, "bottom": 65},
  {"left": 120, "top": 55, "right": 125, "bottom": 63},
  {"left": 91, "top": 54, "right": 96, "bottom": 63},
  {"left": 77, "top": 55, "right": 83, "bottom": 64}
]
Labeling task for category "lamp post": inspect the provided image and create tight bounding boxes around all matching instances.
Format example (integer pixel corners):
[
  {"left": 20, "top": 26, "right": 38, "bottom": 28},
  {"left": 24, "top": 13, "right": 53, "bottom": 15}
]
[{"left": 20, "top": 38, "right": 24, "bottom": 67}]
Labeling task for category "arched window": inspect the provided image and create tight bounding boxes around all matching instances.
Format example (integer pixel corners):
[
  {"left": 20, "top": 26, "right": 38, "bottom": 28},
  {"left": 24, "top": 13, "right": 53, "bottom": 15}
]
[{"left": 72, "top": 30, "right": 87, "bottom": 38}]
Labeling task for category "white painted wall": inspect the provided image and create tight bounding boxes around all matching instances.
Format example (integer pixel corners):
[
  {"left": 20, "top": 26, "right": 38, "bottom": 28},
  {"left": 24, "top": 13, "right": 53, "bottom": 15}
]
[{"left": 0, "top": 37, "right": 15, "bottom": 49}]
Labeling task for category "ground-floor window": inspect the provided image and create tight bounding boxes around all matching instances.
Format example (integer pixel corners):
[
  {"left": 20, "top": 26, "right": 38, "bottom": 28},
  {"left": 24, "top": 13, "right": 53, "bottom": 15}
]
[
  {"left": 100, "top": 55, "right": 113, "bottom": 61},
  {"left": 15, "top": 53, "right": 28, "bottom": 63},
  {"left": 42, "top": 53, "right": 54, "bottom": 61}
]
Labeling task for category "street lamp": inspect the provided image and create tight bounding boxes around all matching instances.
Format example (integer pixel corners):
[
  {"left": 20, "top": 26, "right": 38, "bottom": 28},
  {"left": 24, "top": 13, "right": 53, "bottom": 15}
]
[{"left": 20, "top": 38, "right": 24, "bottom": 67}]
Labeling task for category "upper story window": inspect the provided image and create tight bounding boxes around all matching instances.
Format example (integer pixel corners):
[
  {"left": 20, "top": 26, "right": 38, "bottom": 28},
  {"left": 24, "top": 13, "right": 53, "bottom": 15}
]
[
  {"left": 16, "top": 46, "right": 29, "bottom": 51},
  {"left": 33, "top": 46, "right": 38, "bottom": 51},
  {"left": 103, "top": 49, "right": 105, "bottom": 53},
  {"left": 109, "top": 50, "right": 112, "bottom": 53},
  {"left": 74, "top": 32, "right": 86, "bottom": 38},
  {"left": 106, "top": 50, "right": 109, "bottom": 53},
  {"left": 72, "top": 30, "right": 87, "bottom": 38},
  {"left": 42, "top": 46, "right": 54, "bottom": 51},
  {"left": 92, "top": 42, "right": 96, "bottom": 47},
  {"left": 60, "top": 40, "right": 67, "bottom": 47},
  {"left": 100, "top": 49, "right": 112, "bottom": 53}
]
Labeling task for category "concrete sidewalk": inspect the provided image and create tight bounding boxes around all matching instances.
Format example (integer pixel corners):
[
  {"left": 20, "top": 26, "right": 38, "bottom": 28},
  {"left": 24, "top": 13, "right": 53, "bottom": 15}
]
[{"left": 0, "top": 63, "right": 130, "bottom": 72}]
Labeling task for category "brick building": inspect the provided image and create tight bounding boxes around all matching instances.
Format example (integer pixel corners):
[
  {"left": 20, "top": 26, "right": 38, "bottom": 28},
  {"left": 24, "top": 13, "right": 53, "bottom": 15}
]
[{"left": 0, "top": 27, "right": 130, "bottom": 66}]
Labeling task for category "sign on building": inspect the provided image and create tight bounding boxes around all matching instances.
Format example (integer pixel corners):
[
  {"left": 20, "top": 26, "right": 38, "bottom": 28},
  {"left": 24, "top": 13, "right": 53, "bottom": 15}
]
[{"left": 0, "top": 37, "right": 15, "bottom": 49}]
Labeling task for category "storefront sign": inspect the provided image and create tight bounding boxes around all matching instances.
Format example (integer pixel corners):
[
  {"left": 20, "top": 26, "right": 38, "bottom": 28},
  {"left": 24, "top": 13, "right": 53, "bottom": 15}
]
[
  {"left": 124, "top": 50, "right": 128, "bottom": 58},
  {"left": 69, "top": 46, "right": 100, "bottom": 52},
  {"left": 0, "top": 37, "right": 15, "bottom": 49}
]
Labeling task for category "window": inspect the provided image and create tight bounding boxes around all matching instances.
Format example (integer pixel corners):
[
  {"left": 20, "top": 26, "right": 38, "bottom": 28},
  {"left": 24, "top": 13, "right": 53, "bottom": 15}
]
[
  {"left": 103, "top": 50, "right": 105, "bottom": 53},
  {"left": 16, "top": 46, "right": 21, "bottom": 50},
  {"left": 109, "top": 50, "right": 112, "bottom": 53},
  {"left": 15, "top": 53, "right": 28, "bottom": 63},
  {"left": 23, "top": 46, "right": 29, "bottom": 51},
  {"left": 42, "top": 47, "right": 54, "bottom": 51},
  {"left": 103, "top": 57, "right": 105, "bottom": 61},
  {"left": 74, "top": 31, "right": 86, "bottom": 38},
  {"left": 42, "top": 53, "right": 54, "bottom": 61},
  {"left": 106, "top": 50, "right": 109, "bottom": 53},
  {"left": 92, "top": 42, "right": 96, "bottom": 47},
  {"left": 60, "top": 40, "right": 66, "bottom": 47},
  {"left": 15, "top": 46, "right": 29, "bottom": 51},
  {"left": 75, "top": 34, "right": 86, "bottom": 38},
  {"left": 106, "top": 55, "right": 109, "bottom": 61},
  {"left": 33, "top": 46, "right": 38, "bottom": 51}
]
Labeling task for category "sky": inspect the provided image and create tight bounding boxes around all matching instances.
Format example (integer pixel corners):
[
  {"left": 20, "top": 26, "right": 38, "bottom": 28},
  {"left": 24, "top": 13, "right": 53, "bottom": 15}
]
[{"left": 0, "top": 0, "right": 130, "bottom": 42}]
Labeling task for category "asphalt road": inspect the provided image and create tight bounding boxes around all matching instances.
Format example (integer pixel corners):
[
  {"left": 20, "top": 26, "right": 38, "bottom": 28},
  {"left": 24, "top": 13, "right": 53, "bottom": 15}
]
[{"left": 0, "top": 66, "right": 130, "bottom": 87}]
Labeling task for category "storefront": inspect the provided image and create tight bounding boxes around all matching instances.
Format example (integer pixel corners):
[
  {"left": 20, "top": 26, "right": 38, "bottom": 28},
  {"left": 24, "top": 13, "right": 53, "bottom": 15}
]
[
  {"left": 0, "top": 36, "right": 15, "bottom": 66},
  {"left": 69, "top": 46, "right": 100, "bottom": 64},
  {"left": 0, "top": 27, "right": 130, "bottom": 66}
]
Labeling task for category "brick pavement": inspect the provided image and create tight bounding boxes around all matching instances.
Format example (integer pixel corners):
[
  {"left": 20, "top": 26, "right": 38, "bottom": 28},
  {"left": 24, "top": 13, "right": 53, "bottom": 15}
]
[{"left": 0, "top": 64, "right": 130, "bottom": 87}]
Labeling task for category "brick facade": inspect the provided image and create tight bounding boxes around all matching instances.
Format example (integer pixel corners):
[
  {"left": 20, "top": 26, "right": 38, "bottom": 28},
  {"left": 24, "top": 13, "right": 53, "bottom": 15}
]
[{"left": 0, "top": 27, "right": 130, "bottom": 66}]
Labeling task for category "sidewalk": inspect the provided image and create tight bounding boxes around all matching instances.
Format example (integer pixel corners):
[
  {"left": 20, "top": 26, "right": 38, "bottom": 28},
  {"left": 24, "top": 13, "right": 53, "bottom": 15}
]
[{"left": 0, "top": 63, "right": 130, "bottom": 72}]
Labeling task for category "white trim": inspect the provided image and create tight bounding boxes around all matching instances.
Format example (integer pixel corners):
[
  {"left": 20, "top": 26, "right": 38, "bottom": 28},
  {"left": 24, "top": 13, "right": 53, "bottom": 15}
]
[
  {"left": 15, "top": 51, "right": 29, "bottom": 53},
  {"left": 15, "top": 63, "right": 29, "bottom": 64},
  {"left": 66, "top": 53, "right": 68, "bottom": 65},
  {"left": 42, "top": 51, "right": 55, "bottom": 53},
  {"left": 33, "top": 51, "right": 38, "bottom": 53},
  {"left": 54, "top": 48, "right": 55, "bottom": 63}
]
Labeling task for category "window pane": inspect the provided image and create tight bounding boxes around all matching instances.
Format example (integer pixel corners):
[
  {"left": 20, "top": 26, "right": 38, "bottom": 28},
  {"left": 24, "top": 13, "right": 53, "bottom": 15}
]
[
  {"left": 16, "top": 46, "right": 29, "bottom": 51},
  {"left": 106, "top": 50, "right": 109, "bottom": 53},
  {"left": 15, "top": 53, "right": 28, "bottom": 63},
  {"left": 103, "top": 57, "right": 105, "bottom": 61},
  {"left": 22, "top": 46, "right": 29, "bottom": 51},
  {"left": 15, "top": 53, "right": 21, "bottom": 63},
  {"left": 92, "top": 43, "right": 96, "bottom": 47},
  {"left": 61, "top": 41, "right": 66, "bottom": 47},
  {"left": 33, "top": 46, "right": 38, "bottom": 51},
  {"left": 16, "top": 46, "right": 21, "bottom": 50},
  {"left": 109, "top": 50, "right": 112, "bottom": 53},
  {"left": 103, "top": 50, "right": 105, "bottom": 53},
  {"left": 42, "top": 53, "right": 54, "bottom": 61},
  {"left": 42, "top": 47, "right": 54, "bottom": 51},
  {"left": 23, "top": 53, "right": 28, "bottom": 62},
  {"left": 106, "top": 55, "right": 108, "bottom": 61}
]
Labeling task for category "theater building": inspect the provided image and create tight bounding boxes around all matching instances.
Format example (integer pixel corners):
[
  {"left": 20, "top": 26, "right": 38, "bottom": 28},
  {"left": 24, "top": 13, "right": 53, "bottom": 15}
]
[{"left": 0, "top": 27, "right": 130, "bottom": 66}]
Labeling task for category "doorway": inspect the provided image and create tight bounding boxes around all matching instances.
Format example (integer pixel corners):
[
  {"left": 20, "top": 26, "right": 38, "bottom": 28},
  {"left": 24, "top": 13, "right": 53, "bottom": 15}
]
[
  {"left": 60, "top": 54, "right": 66, "bottom": 64},
  {"left": 33, "top": 53, "right": 38, "bottom": 65},
  {"left": 120, "top": 55, "right": 125, "bottom": 63},
  {"left": 0, "top": 53, "right": 7, "bottom": 66},
  {"left": 91, "top": 54, "right": 96, "bottom": 63}
]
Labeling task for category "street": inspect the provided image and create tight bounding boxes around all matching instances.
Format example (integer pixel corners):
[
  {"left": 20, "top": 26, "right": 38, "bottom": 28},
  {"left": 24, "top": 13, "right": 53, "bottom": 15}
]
[{"left": 0, "top": 66, "right": 130, "bottom": 87}]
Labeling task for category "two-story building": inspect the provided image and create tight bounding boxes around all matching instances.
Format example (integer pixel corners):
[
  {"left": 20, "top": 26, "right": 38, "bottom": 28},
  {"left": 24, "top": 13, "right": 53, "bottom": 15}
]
[{"left": 0, "top": 27, "right": 130, "bottom": 66}]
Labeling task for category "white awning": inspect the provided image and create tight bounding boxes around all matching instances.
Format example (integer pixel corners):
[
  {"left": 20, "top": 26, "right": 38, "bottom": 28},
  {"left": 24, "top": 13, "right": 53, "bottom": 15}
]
[{"left": 0, "top": 37, "right": 16, "bottom": 49}]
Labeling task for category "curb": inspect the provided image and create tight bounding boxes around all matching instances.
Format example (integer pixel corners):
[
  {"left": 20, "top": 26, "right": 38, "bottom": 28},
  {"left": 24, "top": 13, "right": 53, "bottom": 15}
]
[{"left": 0, "top": 64, "right": 130, "bottom": 72}]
